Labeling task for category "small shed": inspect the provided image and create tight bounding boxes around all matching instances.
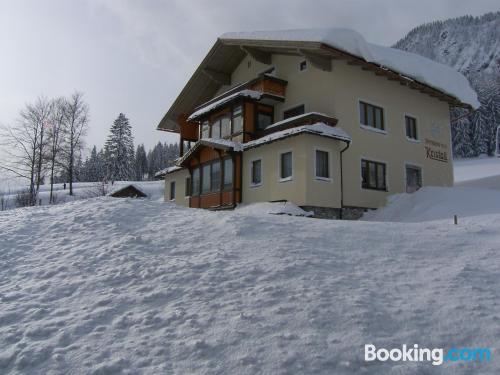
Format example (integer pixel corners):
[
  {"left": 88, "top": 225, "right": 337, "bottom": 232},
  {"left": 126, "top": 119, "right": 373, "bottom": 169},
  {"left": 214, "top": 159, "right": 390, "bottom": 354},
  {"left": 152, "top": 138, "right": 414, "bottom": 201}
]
[{"left": 109, "top": 185, "right": 147, "bottom": 198}]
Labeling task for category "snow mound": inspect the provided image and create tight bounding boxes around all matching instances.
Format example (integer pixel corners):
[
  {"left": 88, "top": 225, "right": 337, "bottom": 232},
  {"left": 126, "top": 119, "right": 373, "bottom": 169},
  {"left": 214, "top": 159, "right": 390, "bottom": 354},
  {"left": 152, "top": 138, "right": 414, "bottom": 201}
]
[
  {"left": 1, "top": 197, "right": 500, "bottom": 373},
  {"left": 363, "top": 186, "right": 500, "bottom": 222},
  {"left": 221, "top": 28, "right": 479, "bottom": 108},
  {"left": 235, "top": 201, "right": 313, "bottom": 217}
]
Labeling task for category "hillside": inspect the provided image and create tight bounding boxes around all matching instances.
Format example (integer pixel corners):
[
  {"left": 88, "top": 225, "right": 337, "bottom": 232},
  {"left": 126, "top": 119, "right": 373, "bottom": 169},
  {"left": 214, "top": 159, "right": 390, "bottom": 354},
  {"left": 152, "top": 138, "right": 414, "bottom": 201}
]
[
  {"left": 1, "top": 185, "right": 500, "bottom": 373},
  {"left": 393, "top": 12, "right": 500, "bottom": 158}
]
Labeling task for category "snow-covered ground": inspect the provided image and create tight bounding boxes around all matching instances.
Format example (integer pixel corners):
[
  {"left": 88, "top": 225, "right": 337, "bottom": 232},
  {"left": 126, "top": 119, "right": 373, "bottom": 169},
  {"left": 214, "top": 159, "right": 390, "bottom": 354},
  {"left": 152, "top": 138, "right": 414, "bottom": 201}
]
[
  {"left": 0, "top": 180, "right": 164, "bottom": 210},
  {"left": 1, "top": 158, "right": 500, "bottom": 374},
  {"left": 454, "top": 156, "right": 500, "bottom": 190}
]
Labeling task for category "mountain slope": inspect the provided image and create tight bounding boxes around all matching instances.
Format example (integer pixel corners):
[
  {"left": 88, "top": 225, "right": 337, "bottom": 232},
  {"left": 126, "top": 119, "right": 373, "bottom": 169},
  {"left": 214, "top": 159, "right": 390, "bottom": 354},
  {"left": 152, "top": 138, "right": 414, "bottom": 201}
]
[
  {"left": 393, "top": 12, "right": 500, "bottom": 158},
  {"left": 393, "top": 12, "right": 500, "bottom": 77}
]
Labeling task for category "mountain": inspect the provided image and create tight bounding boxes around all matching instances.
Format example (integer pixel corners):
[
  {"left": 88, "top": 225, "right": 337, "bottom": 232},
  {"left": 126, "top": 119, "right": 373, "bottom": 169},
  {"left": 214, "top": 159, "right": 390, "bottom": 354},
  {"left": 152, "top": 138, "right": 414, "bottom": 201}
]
[{"left": 393, "top": 12, "right": 500, "bottom": 158}]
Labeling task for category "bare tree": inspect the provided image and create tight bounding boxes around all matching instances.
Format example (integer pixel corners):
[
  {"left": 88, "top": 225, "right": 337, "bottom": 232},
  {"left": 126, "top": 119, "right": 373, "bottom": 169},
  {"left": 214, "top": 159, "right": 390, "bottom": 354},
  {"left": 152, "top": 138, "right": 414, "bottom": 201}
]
[
  {"left": 59, "top": 92, "right": 89, "bottom": 196},
  {"left": 0, "top": 97, "right": 52, "bottom": 205},
  {"left": 45, "top": 98, "right": 66, "bottom": 203}
]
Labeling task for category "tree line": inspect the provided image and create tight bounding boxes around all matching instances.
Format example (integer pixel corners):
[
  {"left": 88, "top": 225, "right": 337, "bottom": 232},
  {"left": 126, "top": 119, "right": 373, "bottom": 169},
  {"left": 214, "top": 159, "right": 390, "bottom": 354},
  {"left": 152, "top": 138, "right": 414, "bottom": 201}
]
[{"left": 0, "top": 93, "right": 178, "bottom": 206}]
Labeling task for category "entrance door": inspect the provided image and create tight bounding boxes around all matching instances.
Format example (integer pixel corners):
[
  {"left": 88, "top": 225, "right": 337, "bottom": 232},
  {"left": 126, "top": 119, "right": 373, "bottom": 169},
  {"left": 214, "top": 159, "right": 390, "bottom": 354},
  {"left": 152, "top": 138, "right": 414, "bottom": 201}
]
[{"left": 406, "top": 165, "right": 422, "bottom": 193}]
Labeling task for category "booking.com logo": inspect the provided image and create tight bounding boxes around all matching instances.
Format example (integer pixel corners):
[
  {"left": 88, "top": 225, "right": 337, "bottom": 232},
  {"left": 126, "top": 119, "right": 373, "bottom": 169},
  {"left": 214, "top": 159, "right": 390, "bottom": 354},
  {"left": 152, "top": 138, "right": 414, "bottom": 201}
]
[{"left": 365, "top": 344, "right": 492, "bottom": 366}]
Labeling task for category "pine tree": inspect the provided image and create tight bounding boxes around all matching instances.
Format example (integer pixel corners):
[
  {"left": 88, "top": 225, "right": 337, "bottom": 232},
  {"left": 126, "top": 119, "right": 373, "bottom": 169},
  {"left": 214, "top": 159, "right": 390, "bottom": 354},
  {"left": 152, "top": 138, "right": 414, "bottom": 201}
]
[
  {"left": 134, "top": 144, "right": 148, "bottom": 181},
  {"left": 104, "top": 113, "right": 135, "bottom": 181}
]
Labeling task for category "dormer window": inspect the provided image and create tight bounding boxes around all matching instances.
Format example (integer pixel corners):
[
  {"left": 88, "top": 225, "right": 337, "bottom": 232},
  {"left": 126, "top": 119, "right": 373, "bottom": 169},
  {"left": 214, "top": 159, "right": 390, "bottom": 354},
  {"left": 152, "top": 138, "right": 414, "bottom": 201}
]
[{"left": 299, "top": 60, "right": 307, "bottom": 71}]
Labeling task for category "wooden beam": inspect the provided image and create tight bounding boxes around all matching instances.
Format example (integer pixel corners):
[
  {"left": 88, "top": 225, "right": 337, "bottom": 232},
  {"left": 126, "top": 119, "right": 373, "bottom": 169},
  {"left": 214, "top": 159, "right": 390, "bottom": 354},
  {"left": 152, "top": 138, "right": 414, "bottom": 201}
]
[
  {"left": 299, "top": 50, "right": 332, "bottom": 71},
  {"left": 202, "top": 68, "right": 230, "bottom": 85},
  {"left": 241, "top": 46, "right": 272, "bottom": 65}
]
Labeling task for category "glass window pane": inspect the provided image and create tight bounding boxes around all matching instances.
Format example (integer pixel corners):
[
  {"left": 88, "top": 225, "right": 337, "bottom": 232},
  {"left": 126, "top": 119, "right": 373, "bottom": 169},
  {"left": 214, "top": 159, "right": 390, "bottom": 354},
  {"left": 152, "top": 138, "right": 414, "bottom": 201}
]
[
  {"left": 377, "top": 164, "right": 385, "bottom": 189},
  {"left": 170, "top": 181, "right": 175, "bottom": 200},
  {"left": 185, "top": 177, "right": 191, "bottom": 196},
  {"left": 281, "top": 152, "right": 292, "bottom": 179},
  {"left": 367, "top": 107, "right": 374, "bottom": 127},
  {"left": 221, "top": 117, "right": 231, "bottom": 138},
  {"left": 202, "top": 164, "right": 211, "bottom": 193},
  {"left": 257, "top": 112, "right": 273, "bottom": 130},
  {"left": 211, "top": 161, "right": 221, "bottom": 192},
  {"left": 202, "top": 122, "right": 209, "bottom": 139},
  {"left": 211, "top": 120, "right": 221, "bottom": 139},
  {"left": 252, "top": 160, "right": 261, "bottom": 185},
  {"left": 233, "top": 115, "right": 243, "bottom": 134},
  {"left": 359, "top": 103, "right": 366, "bottom": 125},
  {"left": 369, "top": 162, "right": 377, "bottom": 188},
  {"left": 361, "top": 160, "right": 368, "bottom": 187},
  {"left": 224, "top": 158, "right": 233, "bottom": 188},
  {"left": 192, "top": 168, "right": 200, "bottom": 196},
  {"left": 316, "top": 150, "right": 329, "bottom": 178},
  {"left": 375, "top": 108, "right": 383, "bottom": 129}
]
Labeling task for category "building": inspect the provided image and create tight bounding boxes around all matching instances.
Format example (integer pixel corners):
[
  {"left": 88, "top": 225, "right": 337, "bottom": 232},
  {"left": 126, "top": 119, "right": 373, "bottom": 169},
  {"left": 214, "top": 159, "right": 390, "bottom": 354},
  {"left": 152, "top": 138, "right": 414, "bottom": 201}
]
[{"left": 156, "top": 28, "right": 478, "bottom": 218}]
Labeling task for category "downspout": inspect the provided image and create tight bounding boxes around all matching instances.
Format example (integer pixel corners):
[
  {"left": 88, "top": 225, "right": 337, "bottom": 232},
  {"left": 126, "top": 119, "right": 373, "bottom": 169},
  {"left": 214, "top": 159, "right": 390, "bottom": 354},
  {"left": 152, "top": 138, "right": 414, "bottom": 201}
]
[{"left": 339, "top": 139, "right": 351, "bottom": 220}]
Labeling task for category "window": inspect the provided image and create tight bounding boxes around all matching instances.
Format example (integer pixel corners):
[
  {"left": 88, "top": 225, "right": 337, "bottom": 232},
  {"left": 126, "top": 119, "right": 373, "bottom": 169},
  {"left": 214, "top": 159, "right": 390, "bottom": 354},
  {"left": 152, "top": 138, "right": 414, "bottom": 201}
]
[
  {"left": 361, "top": 159, "right": 386, "bottom": 191},
  {"left": 280, "top": 151, "right": 293, "bottom": 180},
  {"left": 169, "top": 181, "right": 176, "bottom": 200},
  {"left": 220, "top": 116, "right": 231, "bottom": 138},
  {"left": 283, "top": 105, "right": 305, "bottom": 120},
  {"left": 257, "top": 112, "right": 272, "bottom": 130},
  {"left": 211, "top": 161, "right": 221, "bottom": 192},
  {"left": 405, "top": 115, "right": 418, "bottom": 140},
  {"left": 359, "top": 101, "right": 384, "bottom": 131},
  {"left": 315, "top": 150, "right": 330, "bottom": 179},
  {"left": 232, "top": 106, "right": 243, "bottom": 134},
  {"left": 223, "top": 158, "right": 233, "bottom": 189},
  {"left": 192, "top": 168, "right": 200, "bottom": 196},
  {"left": 299, "top": 60, "right": 307, "bottom": 71},
  {"left": 211, "top": 120, "right": 221, "bottom": 139},
  {"left": 251, "top": 159, "right": 262, "bottom": 186},
  {"left": 406, "top": 165, "right": 422, "bottom": 193},
  {"left": 185, "top": 177, "right": 191, "bottom": 197},
  {"left": 202, "top": 164, "right": 211, "bottom": 193},
  {"left": 201, "top": 121, "right": 209, "bottom": 139}
]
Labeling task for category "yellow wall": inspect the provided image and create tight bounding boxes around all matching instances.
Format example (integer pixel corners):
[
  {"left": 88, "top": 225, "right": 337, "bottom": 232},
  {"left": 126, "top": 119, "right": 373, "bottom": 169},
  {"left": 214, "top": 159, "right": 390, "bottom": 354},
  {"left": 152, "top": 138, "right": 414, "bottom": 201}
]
[
  {"left": 232, "top": 53, "right": 453, "bottom": 209},
  {"left": 164, "top": 169, "right": 190, "bottom": 206}
]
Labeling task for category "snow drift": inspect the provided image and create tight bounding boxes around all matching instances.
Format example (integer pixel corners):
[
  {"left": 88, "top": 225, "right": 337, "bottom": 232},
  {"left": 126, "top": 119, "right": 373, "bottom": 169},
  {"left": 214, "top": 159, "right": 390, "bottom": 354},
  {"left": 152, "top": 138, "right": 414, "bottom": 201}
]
[{"left": 1, "top": 196, "right": 500, "bottom": 374}]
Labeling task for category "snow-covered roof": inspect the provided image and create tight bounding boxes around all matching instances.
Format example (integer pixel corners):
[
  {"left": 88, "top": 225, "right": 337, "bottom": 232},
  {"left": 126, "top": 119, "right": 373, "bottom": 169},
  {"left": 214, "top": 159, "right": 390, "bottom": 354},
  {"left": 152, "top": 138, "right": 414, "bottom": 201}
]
[
  {"left": 244, "top": 122, "right": 351, "bottom": 149},
  {"left": 177, "top": 138, "right": 244, "bottom": 166},
  {"left": 154, "top": 166, "right": 183, "bottom": 178},
  {"left": 221, "top": 28, "right": 479, "bottom": 109},
  {"left": 265, "top": 112, "right": 335, "bottom": 130},
  {"left": 188, "top": 90, "right": 262, "bottom": 121}
]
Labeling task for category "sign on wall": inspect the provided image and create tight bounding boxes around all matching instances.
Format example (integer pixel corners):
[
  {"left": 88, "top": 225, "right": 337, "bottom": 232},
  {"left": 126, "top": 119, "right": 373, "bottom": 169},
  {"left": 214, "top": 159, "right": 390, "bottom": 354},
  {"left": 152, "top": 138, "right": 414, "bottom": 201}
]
[{"left": 424, "top": 138, "right": 448, "bottom": 163}]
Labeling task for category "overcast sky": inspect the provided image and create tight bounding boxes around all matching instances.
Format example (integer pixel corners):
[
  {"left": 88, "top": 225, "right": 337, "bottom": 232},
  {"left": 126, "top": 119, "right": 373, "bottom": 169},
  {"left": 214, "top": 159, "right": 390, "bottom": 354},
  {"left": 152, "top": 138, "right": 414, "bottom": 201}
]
[{"left": 1, "top": 0, "right": 498, "bottom": 151}]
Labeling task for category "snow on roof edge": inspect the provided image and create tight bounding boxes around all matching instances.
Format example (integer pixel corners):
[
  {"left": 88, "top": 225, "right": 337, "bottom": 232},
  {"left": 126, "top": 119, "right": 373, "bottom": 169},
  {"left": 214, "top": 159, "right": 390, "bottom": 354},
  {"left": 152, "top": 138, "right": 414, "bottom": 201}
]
[{"left": 220, "top": 28, "right": 479, "bottom": 109}]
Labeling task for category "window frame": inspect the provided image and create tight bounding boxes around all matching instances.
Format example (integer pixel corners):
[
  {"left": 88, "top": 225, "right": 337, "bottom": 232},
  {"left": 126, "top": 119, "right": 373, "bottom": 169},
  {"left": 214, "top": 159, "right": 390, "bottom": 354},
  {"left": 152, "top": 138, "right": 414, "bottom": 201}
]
[
  {"left": 250, "top": 158, "right": 263, "bottom": 187},
  {"left": 405, "top": 114, "right": 419, "bottom": 142},
  {"left": 299, "top": 60, "right": 308, "bottom": 72},
  {"left": 255, "top": 105, "right": 273, "bottom": 131},
  {"left": 358, "top": 100, "right": 386, "bottom": 133},
  {"left": 404, "top": 163, "right": 423, "bottom": 193},
  {"left": 169, "top": 181, "right": 176, "bottom": 200},
  {"left": 283, "top": 104, "right": 305, "bottom": 120},
  {"left": 223, "top": 157, "right": 233, "bottom": 190},
  {"left": 279, "top": 150, "right": 293, "bottom": 182},
  {"left": 314, "top": 148, "right": 331, "bottom": 182},
  {"left": 361, "top": 158, "right": 387, "bottom": 191},
  {"left": 185, "top": 177, "right": 191, "bottom": 197},
  {"left": 191, "top": 167, "right": 200, "bottom": 196}
]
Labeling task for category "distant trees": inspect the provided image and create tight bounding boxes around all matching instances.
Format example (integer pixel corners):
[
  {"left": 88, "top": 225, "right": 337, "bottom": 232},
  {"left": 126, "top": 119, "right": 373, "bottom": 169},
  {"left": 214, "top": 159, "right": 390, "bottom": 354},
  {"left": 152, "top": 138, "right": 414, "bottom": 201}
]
[{"left": 1, "top": 95, "right": 179, "bottom": 207}]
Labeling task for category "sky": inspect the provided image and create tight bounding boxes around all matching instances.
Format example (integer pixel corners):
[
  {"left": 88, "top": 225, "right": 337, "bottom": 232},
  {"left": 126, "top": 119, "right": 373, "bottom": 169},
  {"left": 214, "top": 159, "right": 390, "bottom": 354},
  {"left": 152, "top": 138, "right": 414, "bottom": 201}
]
[{"left": 0, "top": 0, "right": 498, "bottom": 153}]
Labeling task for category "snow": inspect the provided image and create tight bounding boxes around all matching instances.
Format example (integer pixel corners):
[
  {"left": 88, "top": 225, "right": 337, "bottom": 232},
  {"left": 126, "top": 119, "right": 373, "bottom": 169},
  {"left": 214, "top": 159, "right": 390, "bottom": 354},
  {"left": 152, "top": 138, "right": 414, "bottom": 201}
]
[
  {"left": 2, "top": 192, "right": 500, "bottom": 373},
  {"left": 363, "top": 186, "right": 500, "bottom": 222},
  {"left": 454, "top": 156, "right": 500, "bottom": 183},
  {"left": 200, "top": 138, "right": 244, "bottom": 152},
  {"left": 221, "top": 28, "right": 480, "bottom": 108},
  {"left": 264, "top": 111, "right": 333, "bottom": 130},
  {"left": 154, "top": 166, "right": 182, "bottom": 178},
  {"left": 0, "top": 180, "right": 164, "bottom": 210},
  {"left": 236, "top": 201, "right": 313, "bottom": 217},
  {"left": 244, "top": 122, "right": 351, "bottom": 149},
  {"left": 188, "top": 89, "right": 262, "bottom": 121}
]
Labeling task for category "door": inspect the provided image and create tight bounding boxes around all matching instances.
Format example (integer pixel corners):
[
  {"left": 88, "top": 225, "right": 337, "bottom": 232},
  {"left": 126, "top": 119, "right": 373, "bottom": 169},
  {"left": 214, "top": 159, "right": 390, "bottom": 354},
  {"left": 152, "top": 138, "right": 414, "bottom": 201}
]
[{"left": 406, "top": 166, "right": 422, "bottom": 193}]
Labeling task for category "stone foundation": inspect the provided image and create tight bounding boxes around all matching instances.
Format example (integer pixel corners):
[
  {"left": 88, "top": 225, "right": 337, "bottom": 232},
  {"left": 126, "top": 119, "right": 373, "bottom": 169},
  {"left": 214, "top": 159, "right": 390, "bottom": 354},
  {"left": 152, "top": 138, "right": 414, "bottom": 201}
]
[{"left": 301, "top": 205, "right": 369, "bottom": 220}]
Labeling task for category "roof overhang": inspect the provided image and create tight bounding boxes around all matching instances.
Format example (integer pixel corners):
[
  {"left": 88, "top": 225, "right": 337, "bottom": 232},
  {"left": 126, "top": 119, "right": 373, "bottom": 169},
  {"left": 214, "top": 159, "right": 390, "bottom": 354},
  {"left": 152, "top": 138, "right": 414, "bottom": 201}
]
[{"left": 157, "top": 37, "right": 473, "bottom": 133}]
